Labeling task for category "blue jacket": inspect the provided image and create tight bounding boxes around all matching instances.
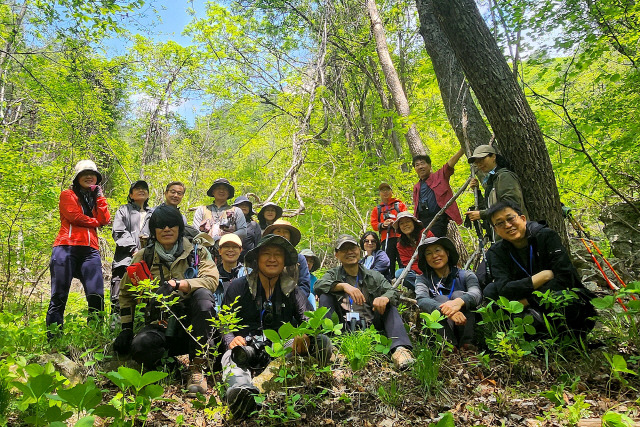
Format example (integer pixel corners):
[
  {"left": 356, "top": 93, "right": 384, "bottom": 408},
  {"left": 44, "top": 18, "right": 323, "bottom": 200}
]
[{"left": 359, "top": 250, "right": 390, "bottom": 275}]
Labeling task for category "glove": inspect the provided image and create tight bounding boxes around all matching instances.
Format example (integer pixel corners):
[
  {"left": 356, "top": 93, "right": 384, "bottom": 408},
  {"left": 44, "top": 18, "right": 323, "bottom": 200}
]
[
  {"left": 113, "top": 328, "right": 134, "bottom": 354},
  {"left": 89, "top": 184, "right": 104, "bottom": 198}
]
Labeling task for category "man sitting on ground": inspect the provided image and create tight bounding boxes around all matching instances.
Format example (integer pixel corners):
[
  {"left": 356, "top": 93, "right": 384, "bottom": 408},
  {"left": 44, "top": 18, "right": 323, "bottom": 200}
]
[
  {"left": 315, "top": 234, "right": 415, "bottom": 370},
  {"left": 263, "top": 219, "right": 312, "bottom": 304},
  {"left": 484, "top": 201, "right": 596, "bottom": 335},
  {"left": 222, "top": 235, "right": 332, "bottom": 419}
]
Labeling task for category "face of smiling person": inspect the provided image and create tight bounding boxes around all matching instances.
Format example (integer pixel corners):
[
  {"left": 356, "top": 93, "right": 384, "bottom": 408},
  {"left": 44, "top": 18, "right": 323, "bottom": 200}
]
[
  {"left": 398, "top": 217, "right": 415, "bottom": 235},
  {"left": 473, "top": 154, "right": 497, "bottom": 173},
  {"left": 220, "top": 243, "right": 242, "bottom": 264},
  {"left": 335, "top": 243, "right": 361, "bottom": 266},
  {"left": 165, "top": 185, "right": 185, "bottom": 207},
  {"left": 155, "top": 225, "right": 180, "bottom": 249},
  {"left": 77, "top": 171, "right": 98, "bottom": 190},
  {"left": 258, "top": 245, "right": 286, "bottom": 277},
  {"left": 130, "top": 187, "right": 149, "bottom": 205},
  {"left": 362, "top": 236, "right": 377, "bottom": 255},
  {"left": 212, "top": 186, "right": 229, "bottom": 202},
  {"left": 424, "top": 244, "right": 449, "bottom": 271},
  {"left": 491, "top": 207, "right": 527, "bottom": 246},
  {"left": 263, "top": 207, "right": 277, "bottom": 221},
  {"left": 413, "top": 159, "right": 432, "bottom": 181}
]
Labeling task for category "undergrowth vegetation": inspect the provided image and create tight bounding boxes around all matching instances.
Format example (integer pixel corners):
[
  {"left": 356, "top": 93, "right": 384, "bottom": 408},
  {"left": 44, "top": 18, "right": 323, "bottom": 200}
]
[{"left": 1, "top": 283, "right": 640, "bottom": 425}]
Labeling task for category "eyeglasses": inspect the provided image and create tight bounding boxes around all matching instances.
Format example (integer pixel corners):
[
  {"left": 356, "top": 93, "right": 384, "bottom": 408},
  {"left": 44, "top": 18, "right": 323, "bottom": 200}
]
[
  {"left": 363, "top": 239, "right": 376, "bottom": 244},
  {"left": 493, "top": 214, "right": 520, "bottom": 229},
  {"left": 168, "top": 190, "right": 184, "bottom": 196}
]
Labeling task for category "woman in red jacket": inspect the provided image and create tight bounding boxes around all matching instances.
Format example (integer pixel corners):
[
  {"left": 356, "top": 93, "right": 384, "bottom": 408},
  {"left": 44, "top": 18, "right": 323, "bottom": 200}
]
[
  {"left": 47, "top": 160, "right": 111, "bottom": 339},
  {"left": 393, "top": 211, "right": 425, "bottom": 290}
]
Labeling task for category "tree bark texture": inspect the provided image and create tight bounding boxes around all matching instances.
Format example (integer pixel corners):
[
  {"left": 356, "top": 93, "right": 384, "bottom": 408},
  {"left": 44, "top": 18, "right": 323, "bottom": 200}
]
[
  {"left": 431, "top": 0, "right": 568, "bottom": 240},
  {"left": 365, "top": 0, "right": 427, "bottom": 157},
  {"left": 415, "top": 0, "right": 493, "bottom": 155}
]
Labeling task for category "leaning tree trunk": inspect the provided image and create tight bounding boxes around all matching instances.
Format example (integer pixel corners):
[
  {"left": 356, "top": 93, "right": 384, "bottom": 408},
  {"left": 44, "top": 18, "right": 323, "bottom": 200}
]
[
  {"left": 415, "top": 0, "right": 492, "bottom": 154},
  {"left": 431, "top": 0, "right": 568, "bottom": 241},
  {"left": 365, "top": 0, "right": 427, "bottom": 157}
]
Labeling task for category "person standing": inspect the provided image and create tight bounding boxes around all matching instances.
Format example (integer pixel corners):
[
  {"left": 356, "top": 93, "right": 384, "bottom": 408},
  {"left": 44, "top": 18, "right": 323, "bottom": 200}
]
[
  {"left": 233, "top": 195, "right": 261, "bottom": 261},
  {"left": 193, "top": 178, "right": 247, "bottom": 242},
  {"left": 370, "top": 183, "right": 406, "bottom": 278},
  {"left": 110, "top": 180, "right": 152, "bottom": 317},
  {"left": 412, "top": 148, "right": 465, "bottom": 237},
  {"left": 257, "top": 202, "right": 283, "bottom": 232},
  {"left": 47, "top": 160, "right": 111, "bottom": 339},
  {"left": 464, "top": 145, "right": 528, "bottom": 241}
]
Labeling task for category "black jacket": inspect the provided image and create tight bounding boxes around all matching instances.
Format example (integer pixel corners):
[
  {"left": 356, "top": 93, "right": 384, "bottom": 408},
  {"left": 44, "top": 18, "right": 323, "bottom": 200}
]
[
  {"left": 485, "top": 222, "right": 585, "bottom": 305},
  {"left": 222, "top": 273, "right": 308, "bottom": 347}
]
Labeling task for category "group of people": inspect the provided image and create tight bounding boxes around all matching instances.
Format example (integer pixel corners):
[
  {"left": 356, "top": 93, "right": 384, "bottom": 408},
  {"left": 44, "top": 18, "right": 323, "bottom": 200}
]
[{"left": 47, "top": 145, "right": 597, "bottom": 419}]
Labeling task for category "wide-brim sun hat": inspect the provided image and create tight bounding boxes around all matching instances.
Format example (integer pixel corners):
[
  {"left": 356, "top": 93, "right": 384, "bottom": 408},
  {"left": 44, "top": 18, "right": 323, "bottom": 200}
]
[
  {"left": 299, "top": 249, "right": 320, "bottom": 272},
  {"left": 244, "top": 234, "right": 298, "bottom": 267},
  {"left": 392, "top": 211, "right": 423, "bottom": 232},
  {"left": 258, "top": 202, "right": 284, "bottom": 223},
  {"left": 417, "top": 236, "right": 459, "bottom": 273},
  {"left": 72, "top": 160, "right": 102, "bottom": 185},
  {"left": 206, "top": 178, "right": 235, "bottom": 198},
  {"left": 467, "top": 144, "right": 497, "bottom": 163},
  {"left": 263, "top": 219, "right": 302, "bottom": 247},
  {"left": 232, "top": 195, "right": 256, "bottom": 216}
]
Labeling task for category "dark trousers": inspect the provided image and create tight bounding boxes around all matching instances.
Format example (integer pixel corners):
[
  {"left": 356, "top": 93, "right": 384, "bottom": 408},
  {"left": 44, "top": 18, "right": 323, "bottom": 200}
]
[
  {"left": 47, "top": 245, "right": 104, "bottom": 330},
  {"left": 130, "top": 287, "right": 218, "bottom": 366},
  {"left": 418, "top": 213, "right": 449, "bottom": 237},
  {"left": 110, "top": 265, "right": 127, "bottom": 314},
  {"left": 382, "top": 236, "right": 399, "bottom": 280},
  {"left": 319, "top": 294, "right": 412, "bottom": 351},
  {"left": 432, "top": 292, "right": 476, "bottom": 347}
]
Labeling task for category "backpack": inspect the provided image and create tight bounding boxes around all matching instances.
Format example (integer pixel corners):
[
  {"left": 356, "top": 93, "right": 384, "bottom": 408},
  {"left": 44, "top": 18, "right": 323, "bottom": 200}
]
[{"left": 377, "top": 201, "right": 401, "bottom": 224}]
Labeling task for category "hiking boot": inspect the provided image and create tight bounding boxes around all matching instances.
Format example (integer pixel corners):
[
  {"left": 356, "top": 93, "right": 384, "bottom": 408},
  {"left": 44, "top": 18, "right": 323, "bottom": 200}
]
[
  {"left": 226, "top": 385, "right": 259, "bottom": 419},
  {"left": 186, "top": 358, "right": 207, "bottom": 397},
  {"left": 392, "top": 346, "right": 415, "bottom": 371}
]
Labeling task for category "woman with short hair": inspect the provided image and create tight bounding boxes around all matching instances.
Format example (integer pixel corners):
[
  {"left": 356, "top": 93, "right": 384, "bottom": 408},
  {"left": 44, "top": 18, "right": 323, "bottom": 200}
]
[{"left": 415, "top": 237, "right": 482, "bottom": 350}]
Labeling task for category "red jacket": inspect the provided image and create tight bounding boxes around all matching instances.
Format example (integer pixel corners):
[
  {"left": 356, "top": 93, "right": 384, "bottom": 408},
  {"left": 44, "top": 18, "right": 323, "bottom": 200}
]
[
  {"left": 53, "top": 189, "right": 111, "bottom": 250},
  {"left": 412, "top": 163, "right": 463, "bottom": 225},
  {"left": 370, "top": 198, "right": 407, "bottom": 241},
  {"left": 397, "top": 239, "right": 423, "bottom": 275}
]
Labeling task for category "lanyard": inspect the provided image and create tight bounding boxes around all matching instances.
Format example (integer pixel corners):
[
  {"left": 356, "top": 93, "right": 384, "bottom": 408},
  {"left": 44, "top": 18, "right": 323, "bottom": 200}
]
[
  {"left": 259, "top": 280, "right": 276, "bottom": 329},
  {"left": 430, "top": 274, "right": 456, "bottom": 299},
  {"left": 510, "top": 245, "right": 533, "bottom": 277}
]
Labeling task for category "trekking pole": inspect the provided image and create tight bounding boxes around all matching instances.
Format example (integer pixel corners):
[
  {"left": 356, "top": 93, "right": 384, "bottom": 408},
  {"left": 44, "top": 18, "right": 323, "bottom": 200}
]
[
  {"left": 566, "top": 215, "right": 628, "bottom": 311},
  {"left": 394, "top": 172, "right": 473, "bottom": 289},
  {"left": 570, "top": 216, "right": 632, "bottom": 292}
]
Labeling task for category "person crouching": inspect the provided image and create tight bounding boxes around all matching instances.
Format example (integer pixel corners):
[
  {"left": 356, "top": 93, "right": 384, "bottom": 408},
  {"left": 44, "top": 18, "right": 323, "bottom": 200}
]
[{"left": 113, "top": 205, "right": 220, "bottom": 397}]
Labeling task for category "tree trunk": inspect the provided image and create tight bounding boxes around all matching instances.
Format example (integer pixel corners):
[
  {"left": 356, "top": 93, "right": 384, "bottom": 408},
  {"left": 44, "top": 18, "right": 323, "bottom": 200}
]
[
  {"left": 431, "top": 0, "right": 568, "bottom": 241},
  {"left": 415, "top": 0, "right": 492, "bottom": 154},
  {"left": 365, "top": 0, "right": 427, "bottom": 157}
]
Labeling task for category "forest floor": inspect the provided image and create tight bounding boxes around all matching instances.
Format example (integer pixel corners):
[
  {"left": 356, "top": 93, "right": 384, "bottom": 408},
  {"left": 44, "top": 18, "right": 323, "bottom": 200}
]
[{"left": 23, "top": 303, "right": 638, "bottom": 427}]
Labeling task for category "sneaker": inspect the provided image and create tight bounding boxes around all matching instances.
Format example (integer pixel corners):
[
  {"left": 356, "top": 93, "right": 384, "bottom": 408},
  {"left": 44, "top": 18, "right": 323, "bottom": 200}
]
[
  {"left": 186, "top": 360, "right": 207, "bottom": 397},
  {"left": 392, "top": 346, "right": 415, "bottom": 370},
  {"left": 226, "top": 385, "right": 259, "bottom": 419}
]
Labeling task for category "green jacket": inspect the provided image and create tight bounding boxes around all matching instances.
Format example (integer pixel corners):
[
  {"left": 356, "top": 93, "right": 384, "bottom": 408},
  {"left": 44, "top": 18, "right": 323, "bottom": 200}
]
[
  {"left": 315, "top": 265, "right": 399, "bottom": 321},
  {"left": 479, "top": 168, "right": 528, "bottom": 222}
]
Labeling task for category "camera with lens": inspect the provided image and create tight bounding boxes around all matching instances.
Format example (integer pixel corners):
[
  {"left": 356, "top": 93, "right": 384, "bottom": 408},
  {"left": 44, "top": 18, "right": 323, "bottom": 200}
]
[{"left": 231, "top": 334, "right": 272, "bottom": 371}]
